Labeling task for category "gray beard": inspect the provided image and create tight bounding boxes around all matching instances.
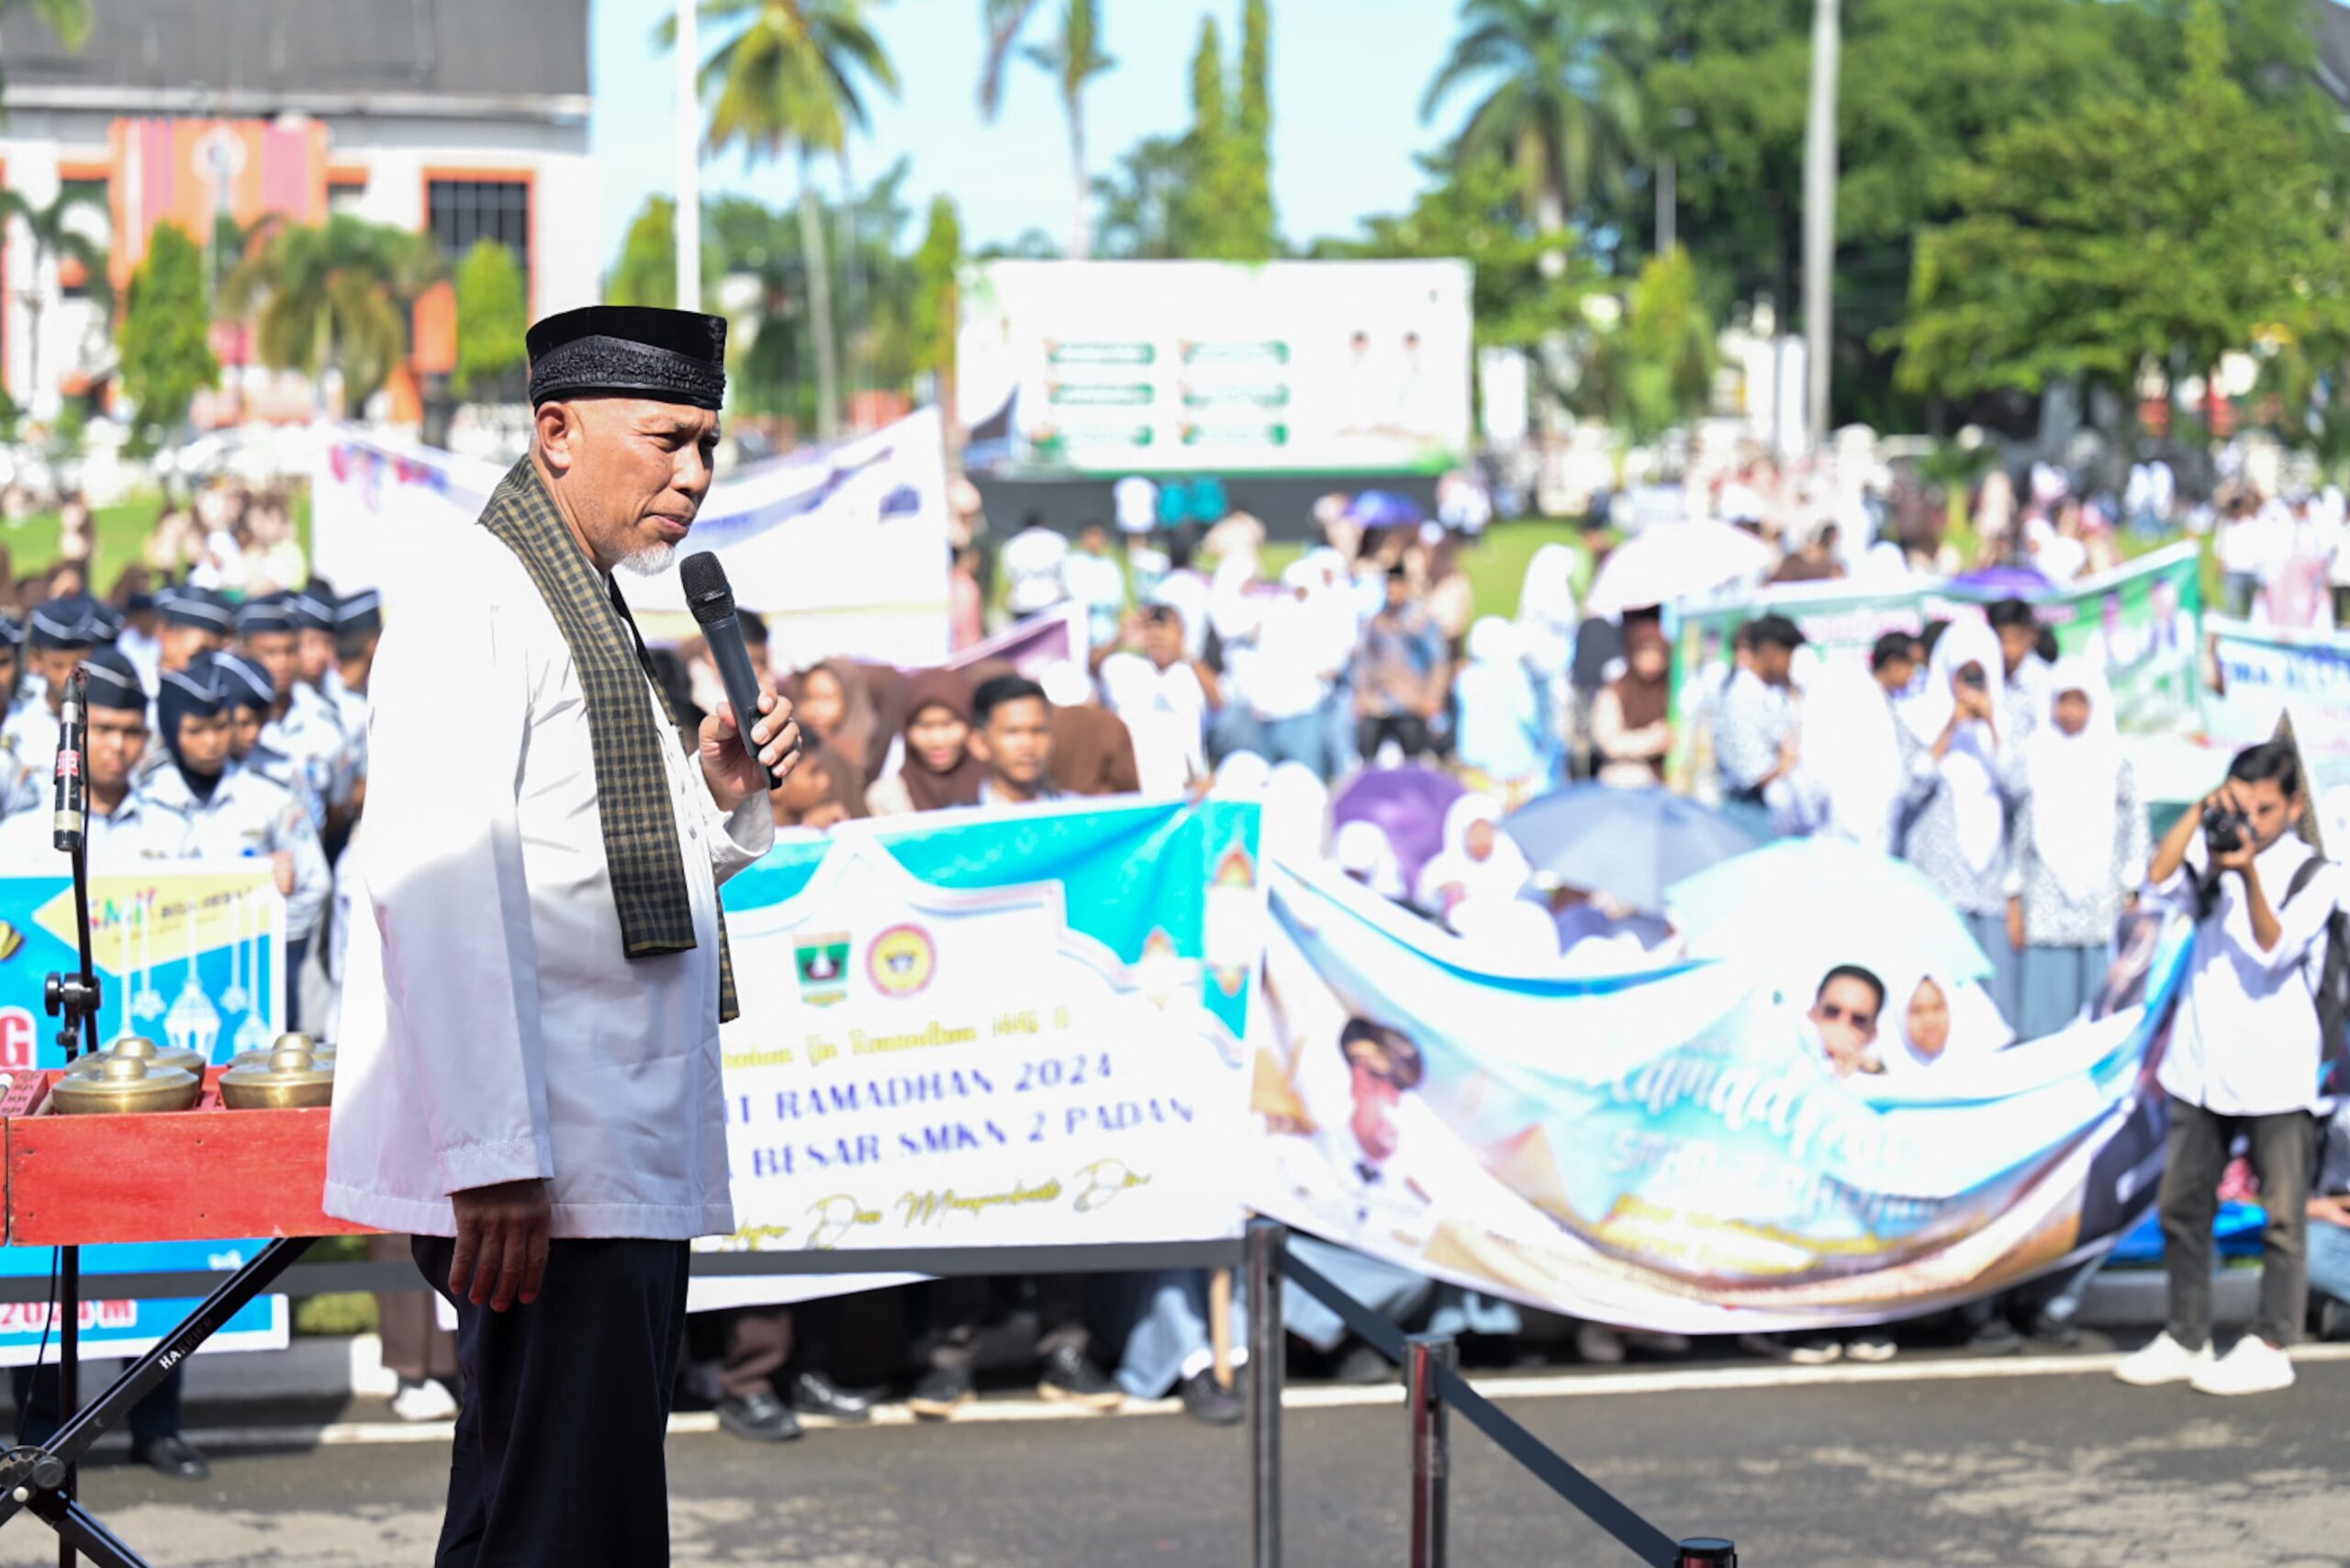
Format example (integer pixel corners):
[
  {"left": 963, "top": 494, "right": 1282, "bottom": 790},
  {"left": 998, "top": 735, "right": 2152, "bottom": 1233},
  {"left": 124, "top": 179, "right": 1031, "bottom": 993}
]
[{"left": 618, "top": 542, "right": 676, "bottom": 577}]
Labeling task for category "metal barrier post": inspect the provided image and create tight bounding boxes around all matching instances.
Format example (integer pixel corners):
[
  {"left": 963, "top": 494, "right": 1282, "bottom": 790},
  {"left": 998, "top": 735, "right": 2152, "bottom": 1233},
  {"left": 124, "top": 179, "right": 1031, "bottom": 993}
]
[
  {"left": 1677, "top": 1537, "right": 1738, "bottom": 1566},
  {"left": 1246, "top": 1218, "right": 1285, "bottom": 1568},
  {"left": 1404, "top": 1334, "right": 1455, "bottom": 1568}
]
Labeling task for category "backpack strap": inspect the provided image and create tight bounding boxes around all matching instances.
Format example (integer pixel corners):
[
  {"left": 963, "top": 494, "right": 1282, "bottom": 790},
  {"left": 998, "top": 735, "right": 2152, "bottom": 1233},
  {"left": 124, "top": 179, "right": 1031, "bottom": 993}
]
[{"left": 2285, "top": 853, "right": 2326, "bottom": 908}]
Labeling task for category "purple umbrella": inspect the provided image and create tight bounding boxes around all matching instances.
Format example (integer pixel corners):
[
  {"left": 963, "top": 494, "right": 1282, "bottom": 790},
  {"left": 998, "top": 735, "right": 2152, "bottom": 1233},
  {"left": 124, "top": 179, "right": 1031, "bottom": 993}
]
[
  {"left": 1333, "top": 765, "right": 1464, "bottom": 891},
  {"left": 1951, "top": 564, "right": 2051, "bottom": 597},
  {"left": 1346, "top": 489, "right": 1428, "bottom": 531}
]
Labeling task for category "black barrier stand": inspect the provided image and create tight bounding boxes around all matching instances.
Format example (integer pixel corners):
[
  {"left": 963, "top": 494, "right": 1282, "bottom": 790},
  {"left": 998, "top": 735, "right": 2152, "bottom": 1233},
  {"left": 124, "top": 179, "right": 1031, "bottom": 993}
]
[
  {"left": 1268, "top": 1224, "right": 1736, "bottom": 1568},
  {"left": 1245, "top": 1219, "right": 1284, "bottom": 1568},
  {"left": 1404, "top": 1333, "right": 1453, "bottom": 1568}
]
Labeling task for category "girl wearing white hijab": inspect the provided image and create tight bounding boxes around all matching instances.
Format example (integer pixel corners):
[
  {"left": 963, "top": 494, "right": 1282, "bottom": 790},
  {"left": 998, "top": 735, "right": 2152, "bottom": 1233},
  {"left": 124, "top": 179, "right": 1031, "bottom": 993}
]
[
  {"left": 1898, "top": 614, "right": 2022, "bottom": 1024},
  {"left": 1515, "top": 543, "right": 1580, "bottom": 767},
  {"left": 1872, "top": 969, "right": 2015, "bottom": 1077},
  {"left": 1452, "top": 618, "right": 1548, "bottom": 807},
  {"left": 1260, "top": 760, "right": 1332, "bottom": 867},
  {"left": 1334, "top": 819, "right": 1408, "bottom": 902},
  {"left": 1414, "top": 793, "right": 1532, "bottom": 917},
  {"left": 2008, "top": 655, "right": 2147, "bottom": 1039}
]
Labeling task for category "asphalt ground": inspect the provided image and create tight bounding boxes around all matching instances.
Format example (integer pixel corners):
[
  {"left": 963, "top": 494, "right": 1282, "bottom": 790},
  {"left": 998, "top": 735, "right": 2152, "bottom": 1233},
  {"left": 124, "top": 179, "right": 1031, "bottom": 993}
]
[{"left": 2, "top": 1343, "right": 2343, "bottom": 1566}]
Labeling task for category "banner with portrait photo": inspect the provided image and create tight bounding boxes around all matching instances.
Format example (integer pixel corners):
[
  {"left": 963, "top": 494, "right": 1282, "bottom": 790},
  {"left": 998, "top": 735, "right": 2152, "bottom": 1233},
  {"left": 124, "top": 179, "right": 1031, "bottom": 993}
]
[
  {"left": 0, "top": 864, "right": 291, "bottom": 1364},
  {"left": 1250, "top": 862, "right": 2189, "bottom": 1334},
  {"left": 688, "top": 799, "right": 1260, "bottom": 1309}
]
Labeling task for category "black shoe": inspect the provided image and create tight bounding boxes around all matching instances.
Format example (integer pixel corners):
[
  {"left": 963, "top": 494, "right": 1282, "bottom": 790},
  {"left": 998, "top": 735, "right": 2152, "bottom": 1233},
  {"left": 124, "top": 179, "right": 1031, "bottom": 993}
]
[
  {"left": 1178, "top": 1369, "right": 1246, "bottom": 1426},
  {"left": 1333, "top": 1341, "right": 1394, "bottom": 1385},
  {"left": 1967, "top": 1316, "right": 2026, "bottom": 1356},
  {"left": 2025, "top": 1309, "right": 2083, "bottom": 1350},
  {"left": 1036, "top": 1344, "right": 1124, "bottom": 1410},
  {"left": 908, "top": 1364, "right": 976, "bottom": 1420},
  {"left": 789, "top": 1370, "right": 875, "bottom": 1421},
  {"left": 717, "top": 1391, "right": 802, "bottom": 1443},
  {"left": 133, "top": 1433, "right": 209, "bottom": 1481}
]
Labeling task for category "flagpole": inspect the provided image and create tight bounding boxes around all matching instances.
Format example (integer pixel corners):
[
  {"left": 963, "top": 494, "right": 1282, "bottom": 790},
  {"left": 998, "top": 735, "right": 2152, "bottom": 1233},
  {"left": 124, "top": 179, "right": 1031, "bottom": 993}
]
[{"left": 675, "top": 0, "right": 701, "bottom": 311}]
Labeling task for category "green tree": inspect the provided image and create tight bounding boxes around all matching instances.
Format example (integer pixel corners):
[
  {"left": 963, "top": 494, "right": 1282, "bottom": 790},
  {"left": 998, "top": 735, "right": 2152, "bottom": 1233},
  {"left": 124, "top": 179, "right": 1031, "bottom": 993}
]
[
  {"left": 0, "top": 184, "right": 109, "bottom": 405},
  {"left": 1172, "top": 16, "right": 1258, "bottom": 259},
  {"left": 1234, "top": 0, "right": 1276, "bottom": 257},
  {"left": 222, "top": 213, "right": 441, "bottom": 410},
  {"left": 910, "top": 195, "right": 962, "bottom": 389},
  {"left": 681, "top": 0, "right": 900, "bottom": 439},
  {"left": 1576, "top": 246, "right": 1719, "bottom": 444},
  {"left": 608, "top": 196, "right": 681, "bottom": 308},
  {"left": 1091, "top": 134, "right": 1187, "bottom": 259},
  {"left": 981, "top": 0, "right": 1113, "bottom": 261},
  {"left": 115, "top": 221, "right": 218, "bottom": 454},
  {"left": 453, "top": 240, "right": 528, "bottom": 398},
  {"left": 1895, "top": 3, "right": 2350, "bottom": 407},
  {"left": 1421, "top": 0, "right": 1654, "bottom": 270}
]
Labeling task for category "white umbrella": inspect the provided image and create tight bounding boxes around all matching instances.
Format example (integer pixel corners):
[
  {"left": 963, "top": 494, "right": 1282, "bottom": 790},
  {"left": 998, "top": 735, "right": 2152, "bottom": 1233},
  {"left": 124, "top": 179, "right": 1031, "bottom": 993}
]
[{"left": 1584, "top": 521, "right": 1776, "bottom": 617}]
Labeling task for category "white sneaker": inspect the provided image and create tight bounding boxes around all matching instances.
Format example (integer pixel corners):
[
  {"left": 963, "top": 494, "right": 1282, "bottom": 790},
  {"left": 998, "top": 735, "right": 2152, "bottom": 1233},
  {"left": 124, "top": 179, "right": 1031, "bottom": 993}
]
[
  {"left": 390, "top": 1377, "right": 460, "bottom": 1422},
  {"left": 2113, "top": 1332, "right": 2213, "bottom": 1386},
  {"left": 2189, "top": 1337, "right": 2296, "bottom": 1397}
]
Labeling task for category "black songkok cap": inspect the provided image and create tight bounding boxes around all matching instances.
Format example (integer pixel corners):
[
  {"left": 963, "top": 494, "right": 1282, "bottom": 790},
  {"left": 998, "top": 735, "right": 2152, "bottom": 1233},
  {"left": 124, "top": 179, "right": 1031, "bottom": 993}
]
[
  {"left": 526, "top": 306, "right": 727, "bottom": 411},
  {"left": 289, "top": 587, "right": 337, "bottom": 634}
]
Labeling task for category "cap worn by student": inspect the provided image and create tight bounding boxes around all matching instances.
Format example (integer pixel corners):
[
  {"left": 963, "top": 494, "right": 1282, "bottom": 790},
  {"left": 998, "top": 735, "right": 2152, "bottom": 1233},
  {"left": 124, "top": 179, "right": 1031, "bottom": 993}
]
[
  {"left": 289, "top": 588, "right": 337, "bottom": 634},
  {"left": 334, "top": 588, "right": 384, "bottom": 637},
  {"left": 0, "top": 613, "right": 21, "bottom": 649},
  {"left": 526, "top": 305, "right": 728, "bottom": 411},
  {"left": 238, "top": 596, "right": 297, "bottom": 637},
  {"left": 159, "top": 587, "right": 236, "bottom": 636},
  {"left": 28, "top": 595, "right": 103, "bottom": 650},
  {"left": 212, "top": 652, "right": 276, "bottom": 713},
  {"left": 79, "top": 647, "right": 146, "bottom": 712}
]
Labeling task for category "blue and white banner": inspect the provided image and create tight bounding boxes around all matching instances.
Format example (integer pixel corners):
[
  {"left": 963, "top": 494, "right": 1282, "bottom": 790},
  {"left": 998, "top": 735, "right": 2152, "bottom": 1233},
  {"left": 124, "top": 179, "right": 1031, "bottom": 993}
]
[
  {"left": 2207, "top": 616, "right": 2350, "bottom": 815},
  {"left": 0, "top": 866, "right": 289, "bottom": 1364},
  {"left": 1251, "top": 863, "right": 2189, "bottom": 1334},
  {"left": 690, "top": 799, "right": 1260, "bottom": 1309}
]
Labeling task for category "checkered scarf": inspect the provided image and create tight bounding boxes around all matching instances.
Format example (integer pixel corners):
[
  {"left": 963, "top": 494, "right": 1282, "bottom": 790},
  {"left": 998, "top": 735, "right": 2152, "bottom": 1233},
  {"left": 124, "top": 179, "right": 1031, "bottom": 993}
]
[{"left": 480, "top": 458, "right": 738, "bottom": 1022}]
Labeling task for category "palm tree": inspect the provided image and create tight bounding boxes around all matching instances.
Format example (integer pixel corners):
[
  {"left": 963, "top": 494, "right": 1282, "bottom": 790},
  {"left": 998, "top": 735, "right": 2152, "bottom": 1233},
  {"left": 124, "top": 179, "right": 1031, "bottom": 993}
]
[
  {"left": 0, "top": 185, "right": 109, "bottom": 410},
  {"left": 686, "top": 0, "right": 898, "bottom": 441},
  {"left": 980, "top": 0, "right": 1113, "bottom": 261},
  {"left": 1421, "top": 0, "right": 1653, "bottom": 272},
  {"left": 221, "top": 213, "right": 441, "bottom": 413}
]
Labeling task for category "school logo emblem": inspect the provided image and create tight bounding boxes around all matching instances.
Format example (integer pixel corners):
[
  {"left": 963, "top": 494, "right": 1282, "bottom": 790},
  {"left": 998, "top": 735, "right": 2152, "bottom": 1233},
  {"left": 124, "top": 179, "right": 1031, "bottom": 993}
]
[
  {"left": 867, "top": 924, "right": 935, "bottom": 997},
  {"left": 794, "top": 934, "right": 851, "bottom": 1008}
]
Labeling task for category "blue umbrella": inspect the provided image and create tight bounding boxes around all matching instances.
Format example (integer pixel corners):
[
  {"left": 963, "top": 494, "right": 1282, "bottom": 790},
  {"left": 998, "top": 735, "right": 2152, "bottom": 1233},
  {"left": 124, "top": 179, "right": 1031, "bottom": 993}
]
[
  {"left": 1501, "top": 785, "right": 1761, "bottom": 913},
  {"left": 1664, "top": 836, "right": 1993, "bottom": 984},
  {"left": 1347, "top": 489, "right": 1427, "bottom": 531}
]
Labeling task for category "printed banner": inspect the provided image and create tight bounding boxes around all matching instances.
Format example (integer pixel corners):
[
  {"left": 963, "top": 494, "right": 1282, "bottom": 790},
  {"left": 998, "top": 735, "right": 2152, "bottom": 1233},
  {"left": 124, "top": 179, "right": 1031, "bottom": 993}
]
[
  {"left": 957, "top": 259, "right": 1473, "bottom": 477},
  {"left": 688, "top": 800, "right": 1260, "bottom": 1309},
  {"left": 311, "top": 409, "right": 952, "bottom": 670},
  {"left": 1670, "top": 544, "right": 2203, "bottom": 790},
  {"left": 0, "top": 866, "right": 290, "bottom": 1363},
  {"left": 1251, "top": 862, "right": 2187, "bottom": 1334}
]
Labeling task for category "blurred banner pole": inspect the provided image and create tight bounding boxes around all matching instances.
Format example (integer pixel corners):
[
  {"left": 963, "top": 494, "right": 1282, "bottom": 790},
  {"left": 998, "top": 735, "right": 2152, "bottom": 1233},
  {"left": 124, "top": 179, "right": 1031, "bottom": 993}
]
[
  {"left": 1803, "top": 0, "right": 1840, "bottom": 451},
  {"left": 676, "top": 0, "right": 701, "bottom": 311}
]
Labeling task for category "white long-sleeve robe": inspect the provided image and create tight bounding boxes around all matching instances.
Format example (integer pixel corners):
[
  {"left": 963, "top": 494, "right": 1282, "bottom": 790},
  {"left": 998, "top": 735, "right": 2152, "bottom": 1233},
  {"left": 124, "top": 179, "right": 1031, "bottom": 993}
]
[{"left": 325, "top": 527, "right": 774, "bottom": 1239}]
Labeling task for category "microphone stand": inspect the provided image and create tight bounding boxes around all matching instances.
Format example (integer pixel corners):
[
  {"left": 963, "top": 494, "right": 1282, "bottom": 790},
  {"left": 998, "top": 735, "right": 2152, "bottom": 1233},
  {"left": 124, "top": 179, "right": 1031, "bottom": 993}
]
[{"left": 39, "top": 666, "right": 101, "bottom": 1568}]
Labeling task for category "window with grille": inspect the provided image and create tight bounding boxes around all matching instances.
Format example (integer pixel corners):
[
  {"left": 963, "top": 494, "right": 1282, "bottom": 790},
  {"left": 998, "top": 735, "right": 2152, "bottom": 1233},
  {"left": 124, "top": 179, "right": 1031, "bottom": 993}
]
[{"left": 426, "top": 177, "right": 531, "bottom": 401}]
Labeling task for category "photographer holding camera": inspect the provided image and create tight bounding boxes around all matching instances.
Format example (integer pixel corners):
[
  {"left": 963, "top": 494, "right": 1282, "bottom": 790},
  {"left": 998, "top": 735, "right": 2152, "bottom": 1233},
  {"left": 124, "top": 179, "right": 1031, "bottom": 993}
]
[{"left": 2117, "top": 740, "right": 2340, "bottom": 1395}]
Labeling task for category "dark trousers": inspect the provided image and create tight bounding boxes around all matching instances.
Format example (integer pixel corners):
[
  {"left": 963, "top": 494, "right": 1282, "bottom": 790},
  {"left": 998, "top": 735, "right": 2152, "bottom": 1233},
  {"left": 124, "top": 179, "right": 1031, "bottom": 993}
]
[
  {"left": 285, "top": 935, "right": 311, "bottom": 1033},
  {"left": 2157, "top": 1096, "right": 2315, "bottom": 1350},
  {"left": 414, "top": 1234, "right": 689, "bottom": 1568},
  {"left": 717, "top": 1306, "right": 791, "bottom": 1401},
  {"left": 12, "top": 1363, "right": 181, "bottom": 1449},
  {"left": 1359, "top": 713, "right": 1430, "bottom": 761},
  {"left": 918, "top": 1276, "right": 1092, "bottom": 1372}
]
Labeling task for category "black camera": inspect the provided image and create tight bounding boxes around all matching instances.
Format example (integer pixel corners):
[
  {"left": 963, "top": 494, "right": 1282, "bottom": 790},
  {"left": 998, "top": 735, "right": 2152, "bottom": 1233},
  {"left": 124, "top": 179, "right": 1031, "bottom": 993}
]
[
  {"left": 1955, "top": 666, "right": 1987, "bottom": 692},
  {"left": 2202, "top": 801, "right": 2251, "bottom": 857}
]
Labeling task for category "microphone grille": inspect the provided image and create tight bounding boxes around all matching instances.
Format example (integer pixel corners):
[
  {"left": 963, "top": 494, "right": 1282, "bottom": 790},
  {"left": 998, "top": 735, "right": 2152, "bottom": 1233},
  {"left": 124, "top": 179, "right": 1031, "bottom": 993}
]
[{"left": 679, "top": 552, "right": 733, "bottom": 624}]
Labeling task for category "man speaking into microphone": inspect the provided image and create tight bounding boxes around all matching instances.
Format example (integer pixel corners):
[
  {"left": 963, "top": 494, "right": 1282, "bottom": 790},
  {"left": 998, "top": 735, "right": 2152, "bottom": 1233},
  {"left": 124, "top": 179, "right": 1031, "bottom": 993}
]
[{"left": 326, "top": 305, "right": 800, "bottom": 1567}]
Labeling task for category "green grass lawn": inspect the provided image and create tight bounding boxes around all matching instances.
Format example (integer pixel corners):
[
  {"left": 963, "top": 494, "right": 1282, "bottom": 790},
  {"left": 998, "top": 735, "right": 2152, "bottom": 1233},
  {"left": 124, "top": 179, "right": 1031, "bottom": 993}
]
[
  {"left": 0, "top": 486, "right": 315, "bottom": 597},
  {"left": 1261, "top": 516, "right": 1588, "bottom": 622}
]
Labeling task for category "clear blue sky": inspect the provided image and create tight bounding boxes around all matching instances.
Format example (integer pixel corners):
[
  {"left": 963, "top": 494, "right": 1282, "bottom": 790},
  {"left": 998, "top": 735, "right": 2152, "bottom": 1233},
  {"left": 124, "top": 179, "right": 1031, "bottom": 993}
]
[{"left": 590, "top": 0, "right": 1461, "bottom": 275}]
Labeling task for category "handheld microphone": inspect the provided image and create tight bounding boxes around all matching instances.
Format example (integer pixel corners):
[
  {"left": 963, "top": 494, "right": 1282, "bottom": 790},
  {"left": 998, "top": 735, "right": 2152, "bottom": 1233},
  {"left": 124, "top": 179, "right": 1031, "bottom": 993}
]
[
  {"left": 52, "top": 666, "right": 85, "bottom": 854},
  {"left": 679, "top": 551, "right": 781, "bottom": 791}
]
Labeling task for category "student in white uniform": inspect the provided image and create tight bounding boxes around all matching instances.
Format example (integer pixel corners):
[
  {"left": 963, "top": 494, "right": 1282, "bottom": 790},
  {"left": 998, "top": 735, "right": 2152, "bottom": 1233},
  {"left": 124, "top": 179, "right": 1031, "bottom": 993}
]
[
  {"left": 0, "top": 617, "right": 40, "bottom": 820},
  {"left": 143, "top": 655, "right": 330, "bottom": 1026},
  {"left": 238, "top": 597, "right": 344, "bottom": 833},
  {"left": 3, "top": 595, "right": 104, "bottom": 780}
]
